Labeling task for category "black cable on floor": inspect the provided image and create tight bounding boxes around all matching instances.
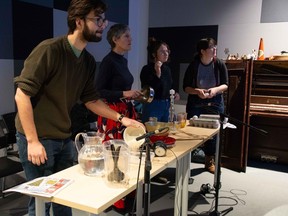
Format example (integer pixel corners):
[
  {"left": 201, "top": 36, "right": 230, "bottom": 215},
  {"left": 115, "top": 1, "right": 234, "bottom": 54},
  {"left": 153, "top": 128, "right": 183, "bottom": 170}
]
[{"left": 189, "top": 188, "right": 247, "bottom": 215}]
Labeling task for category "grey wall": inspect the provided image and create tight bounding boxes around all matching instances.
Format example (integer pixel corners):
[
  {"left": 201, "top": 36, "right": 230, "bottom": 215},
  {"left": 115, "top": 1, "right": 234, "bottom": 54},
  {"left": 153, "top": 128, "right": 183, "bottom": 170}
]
[{"left": 149, "top": 0, "right": 288, "bottom": 60}]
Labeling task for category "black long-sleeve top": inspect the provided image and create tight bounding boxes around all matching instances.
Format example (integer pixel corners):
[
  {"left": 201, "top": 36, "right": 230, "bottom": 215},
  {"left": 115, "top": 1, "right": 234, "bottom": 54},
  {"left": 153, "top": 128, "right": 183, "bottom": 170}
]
[
  {"left": 140, "top": 63, "right": 173, "bottom": 100},
  {"left": 95, "top": 51, "right": 134, "bottom": 102}
]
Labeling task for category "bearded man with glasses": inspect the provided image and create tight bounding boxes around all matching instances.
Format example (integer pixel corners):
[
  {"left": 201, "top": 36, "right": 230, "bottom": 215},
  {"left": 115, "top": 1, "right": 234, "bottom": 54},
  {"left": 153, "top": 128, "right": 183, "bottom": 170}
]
[{"left": 14, "top": 1, "right": 143, "bottom": 215}]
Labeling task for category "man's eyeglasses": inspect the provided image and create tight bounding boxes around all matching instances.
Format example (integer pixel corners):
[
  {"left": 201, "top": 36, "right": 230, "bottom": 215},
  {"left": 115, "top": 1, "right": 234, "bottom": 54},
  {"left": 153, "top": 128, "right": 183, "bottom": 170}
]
[{"left": 85, "top": 17, "right": 108, "bottom": 27}]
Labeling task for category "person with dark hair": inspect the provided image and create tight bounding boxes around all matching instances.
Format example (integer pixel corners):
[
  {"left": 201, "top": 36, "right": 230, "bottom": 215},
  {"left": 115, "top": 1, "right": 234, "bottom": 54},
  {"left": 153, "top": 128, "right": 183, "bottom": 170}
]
[
  {"left": 95, "top": 24, "right": 142, "bottom": 141},
  {"left": 14, "top": 1, "right": 143, "bottom": 215},
  {"left": 140, "top": 37, "right": 179, "bottom": 123},
  {"left": 183, "top": 38, "right": 228, "bottom": 173}
]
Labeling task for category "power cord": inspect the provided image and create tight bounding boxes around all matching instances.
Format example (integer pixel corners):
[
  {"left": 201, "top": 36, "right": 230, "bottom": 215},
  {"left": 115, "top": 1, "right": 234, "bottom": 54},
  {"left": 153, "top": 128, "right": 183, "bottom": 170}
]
[{"left": 188, "top": 188, "right": 247, "bottom": 215}]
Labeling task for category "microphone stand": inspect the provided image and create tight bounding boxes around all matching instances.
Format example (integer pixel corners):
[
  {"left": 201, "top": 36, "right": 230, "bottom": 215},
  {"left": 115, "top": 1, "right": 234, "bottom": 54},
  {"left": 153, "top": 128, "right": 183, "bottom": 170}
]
[
  {"left": 143, "top": 137, "right": 152, "bottom": 216},
  {"left": 209, "top": 112, "right": 267, "bottom": 216},
  {"left": 133, "top": 126, "right": 169, "bottom": 215},
  {"left": 209, "top": 114, "right": 232, "bottom": 216}
]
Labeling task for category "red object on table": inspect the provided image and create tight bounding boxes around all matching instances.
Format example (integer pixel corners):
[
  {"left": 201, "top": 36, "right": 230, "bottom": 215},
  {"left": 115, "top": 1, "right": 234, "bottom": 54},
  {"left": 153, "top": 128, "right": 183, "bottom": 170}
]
[{"left": 150, "top": 135, "right": 176, "bottom": 147}]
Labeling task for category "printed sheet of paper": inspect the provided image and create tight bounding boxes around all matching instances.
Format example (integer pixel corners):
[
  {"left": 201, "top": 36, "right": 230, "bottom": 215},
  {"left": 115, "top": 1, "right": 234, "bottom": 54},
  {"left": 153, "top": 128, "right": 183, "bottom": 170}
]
[{"left": 4, "top": 177, "right": 74, "bottom": 197}]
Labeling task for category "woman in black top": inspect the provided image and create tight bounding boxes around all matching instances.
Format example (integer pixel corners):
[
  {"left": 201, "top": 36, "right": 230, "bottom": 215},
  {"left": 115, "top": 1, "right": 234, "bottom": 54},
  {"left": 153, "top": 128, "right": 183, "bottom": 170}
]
[
  {"left": 140, "top": 38, "right": 179, "bottom": 123},
  {"left": 95, "top": 24, "right": 141, "bottom": 140},
  {"left": 183, "top": 38, "right": 228, "bottom": 173}
]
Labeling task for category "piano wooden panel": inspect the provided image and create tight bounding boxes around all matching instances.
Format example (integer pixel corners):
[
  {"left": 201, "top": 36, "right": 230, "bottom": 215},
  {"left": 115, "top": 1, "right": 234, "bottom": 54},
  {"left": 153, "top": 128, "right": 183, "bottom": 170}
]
[
  {"left": 221, "top": 60, "right": 252, "bottom": 171},
  {"left": 250, "top": 60, "right": 288, "bottom": 164},
  {"left": 224, "top": 60, "right": 288, "bottom": 171},
  {"left": 249, "top": 116, "right": 288, "bottom": 164},
  {"left": 252, "top": 60, "right": 288, "bottom": 96},
  {"left": 250, "top": 95, "right": 288, "bottom": 118}
]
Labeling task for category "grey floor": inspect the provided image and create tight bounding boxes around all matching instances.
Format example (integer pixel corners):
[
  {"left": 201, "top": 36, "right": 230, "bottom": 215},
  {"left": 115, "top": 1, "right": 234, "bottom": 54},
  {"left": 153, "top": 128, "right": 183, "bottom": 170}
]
[{"left": 1, "top": 159, "right": 288, "bottom": 216}]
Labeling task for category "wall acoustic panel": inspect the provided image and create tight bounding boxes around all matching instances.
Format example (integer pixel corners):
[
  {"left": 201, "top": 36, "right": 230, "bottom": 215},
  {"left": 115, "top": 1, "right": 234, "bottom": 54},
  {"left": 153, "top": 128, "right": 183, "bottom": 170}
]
[
  {"left": 261, "top": 0, "right": 288, "bottom": 23},
  {"left": 105, "top": 0, "right": 128, "bottom": 24},
  {"left": 19, "top": 0, "right": 53, "bottom": 8},
  {"left": 0, "top": 1, "right": 13, "bottom": 59},
  {"left": 54, "top": 0, "right": 70, "bottom": 11},
  {"left": 0, "top": 60, "right": 15, "bottom": 115},
  {"left": 54, "top": 0, "right": 129, "bottom": 23},
  {"left": 12, "top": 0, "right": 53, "bottom": 59}
]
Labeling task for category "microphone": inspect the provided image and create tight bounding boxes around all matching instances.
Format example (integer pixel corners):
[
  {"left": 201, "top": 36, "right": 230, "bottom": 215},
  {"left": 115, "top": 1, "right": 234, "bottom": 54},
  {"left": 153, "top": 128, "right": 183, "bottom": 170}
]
[{"left": 136, "top": 127, "right": 169, "bottom": 141}]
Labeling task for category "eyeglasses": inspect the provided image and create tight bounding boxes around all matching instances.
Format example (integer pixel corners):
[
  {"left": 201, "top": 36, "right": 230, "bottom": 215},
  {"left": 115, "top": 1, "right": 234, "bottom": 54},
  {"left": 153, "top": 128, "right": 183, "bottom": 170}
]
[
  {"left": 158, "top": 50, "right": 170, "bottom": 55},
  {"left": 85, "top": 17, "right": 108, "bottom": 27},
  {"left": 208, "top": 45, "right": 217, "bottom": 50}
]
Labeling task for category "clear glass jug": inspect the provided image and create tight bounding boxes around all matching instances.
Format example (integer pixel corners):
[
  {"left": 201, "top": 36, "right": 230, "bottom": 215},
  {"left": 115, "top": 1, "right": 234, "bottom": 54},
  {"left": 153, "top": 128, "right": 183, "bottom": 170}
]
[{"left": 75, "top": 131, "right": 105, "bottom": 176}]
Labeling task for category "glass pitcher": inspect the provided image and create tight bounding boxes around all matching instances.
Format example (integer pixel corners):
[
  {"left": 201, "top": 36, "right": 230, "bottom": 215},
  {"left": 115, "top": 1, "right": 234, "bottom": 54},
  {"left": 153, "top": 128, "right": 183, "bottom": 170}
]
[{"left": 75, "top": 131, "right": 105, "bottom": 176}]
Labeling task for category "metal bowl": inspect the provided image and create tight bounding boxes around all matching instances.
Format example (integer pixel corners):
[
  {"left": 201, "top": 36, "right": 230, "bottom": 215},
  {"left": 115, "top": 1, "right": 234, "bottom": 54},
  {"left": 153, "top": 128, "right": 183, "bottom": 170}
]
[{"left": 134, "top": 86, "right": 154, "bottom": 103}]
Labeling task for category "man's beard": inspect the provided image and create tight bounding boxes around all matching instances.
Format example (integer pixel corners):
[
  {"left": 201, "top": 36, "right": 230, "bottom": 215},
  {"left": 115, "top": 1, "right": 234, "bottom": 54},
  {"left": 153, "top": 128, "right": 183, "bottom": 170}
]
[{"left": 82, "top": 24, "right": 102, "bottom": 42}]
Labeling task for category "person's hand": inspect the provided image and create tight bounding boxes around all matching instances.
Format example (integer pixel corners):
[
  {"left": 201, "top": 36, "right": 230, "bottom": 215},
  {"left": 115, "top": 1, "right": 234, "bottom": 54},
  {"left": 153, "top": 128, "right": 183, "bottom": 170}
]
[
  {"left": 121, "top": 117, "right": 145, "bottom": 131},
  {"left": 195, "top": 88, "right": 209, "bottom": 99},
  {"left": 174, "top": 92, "right": 180, "bottom": 101},
  {"left": 207, "top": 88, "right": 217, "bottom": 98},
  {"left": 154, "top": 61, "right": 162, "bottom": 77},
  {"left": 123, "top": 90, "right": 142, "bottom": 99},
  {"left": 27, "top": 141, "right": 48, "bottom": 166}
]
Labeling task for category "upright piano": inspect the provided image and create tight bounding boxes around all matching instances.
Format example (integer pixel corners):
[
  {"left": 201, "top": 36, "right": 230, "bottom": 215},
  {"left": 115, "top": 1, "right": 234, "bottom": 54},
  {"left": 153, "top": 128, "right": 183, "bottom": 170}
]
[
  {"left": 249, "top": 60, "right": 288, "bottom": 164},
  {"left": 222, "top": 60, "right": 288, "bottom": 172},
  {"left": 250, "top": 61, "right": 288, "bottom": 117}
]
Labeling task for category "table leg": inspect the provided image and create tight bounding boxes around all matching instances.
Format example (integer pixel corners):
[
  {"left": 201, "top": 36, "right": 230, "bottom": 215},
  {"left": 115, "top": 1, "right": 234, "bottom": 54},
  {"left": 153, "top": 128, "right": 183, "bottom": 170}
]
[
  {"left": 174, "top": 157, "right": 183, "bottom": 216},
  {"left": 174, "top": 153, "right": 190, "bottom": 216},
  {"left": 136, "top": 180, "right": 143, "bottom": 216},
  {"left": 35, "top": 197, "right": 45, "bottom": 216},
  {"left": 181, "top": 154, "right": 190, "bottom": 216}
]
